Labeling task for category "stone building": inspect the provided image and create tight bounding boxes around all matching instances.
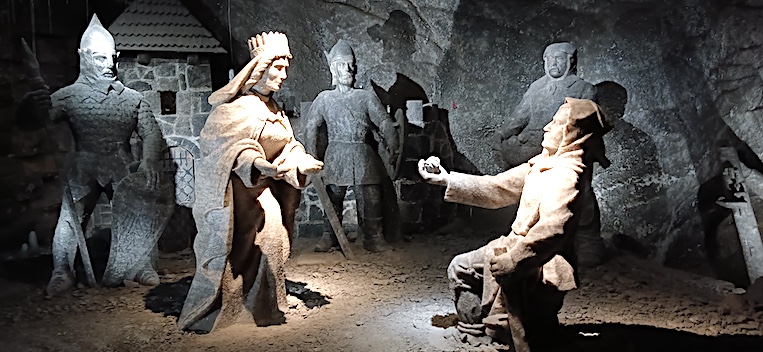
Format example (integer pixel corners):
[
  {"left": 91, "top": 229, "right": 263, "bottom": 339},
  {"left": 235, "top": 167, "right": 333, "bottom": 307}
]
[{"left": 107, "top": 0, "right": 226, "bottom": 250}]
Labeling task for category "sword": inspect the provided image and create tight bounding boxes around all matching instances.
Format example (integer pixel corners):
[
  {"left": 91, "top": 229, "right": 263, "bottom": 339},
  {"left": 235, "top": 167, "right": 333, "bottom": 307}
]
[
  {"left": 311, "top": 176, "right": 355, "bottom": 260},
  {"left": 21, "top": 38, "right": 98, "bottom": 288}
]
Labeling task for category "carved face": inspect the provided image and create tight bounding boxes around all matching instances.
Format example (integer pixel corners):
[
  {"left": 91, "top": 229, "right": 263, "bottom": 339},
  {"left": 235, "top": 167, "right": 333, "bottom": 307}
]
[
  {"left": 83, "top": 32, "right": 117, "bottom": 80},
  {"left": 252, "top": 57, "right": 289, "bottom": 95},
  {"left": 330, "top": 56, "right": 355, "bottom": 87},
  {"left": 542, "top": 103, "right": 571, "bottom": 153},
  {"left": 543, "top": 50, "right": 570, "bottom": 79}
]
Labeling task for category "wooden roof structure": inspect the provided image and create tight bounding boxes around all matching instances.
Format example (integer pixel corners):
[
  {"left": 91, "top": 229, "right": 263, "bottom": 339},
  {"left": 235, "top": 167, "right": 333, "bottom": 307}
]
[{"left": 108, "top": 0, "right": 226, "bottom": 54}]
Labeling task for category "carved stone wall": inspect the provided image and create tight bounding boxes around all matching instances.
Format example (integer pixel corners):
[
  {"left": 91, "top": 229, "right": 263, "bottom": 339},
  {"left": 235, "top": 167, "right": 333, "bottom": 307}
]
[{"left": 118, "top": 54, "right": 212, "bottom": 153}]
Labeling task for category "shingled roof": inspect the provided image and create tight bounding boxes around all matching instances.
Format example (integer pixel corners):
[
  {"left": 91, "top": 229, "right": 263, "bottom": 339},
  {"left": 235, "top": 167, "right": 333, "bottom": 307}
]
[{"left": 108, "top": 0, "right": 226, "bottom": 54}]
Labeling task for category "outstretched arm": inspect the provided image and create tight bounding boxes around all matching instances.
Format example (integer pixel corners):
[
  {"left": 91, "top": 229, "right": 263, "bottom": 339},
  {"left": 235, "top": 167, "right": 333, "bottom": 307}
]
[
  {"left": 418, "top": 156, "right": 530, "bottom": 209},
  {"left": 443, "top": 164, "right": 531, "bottom": 209}
]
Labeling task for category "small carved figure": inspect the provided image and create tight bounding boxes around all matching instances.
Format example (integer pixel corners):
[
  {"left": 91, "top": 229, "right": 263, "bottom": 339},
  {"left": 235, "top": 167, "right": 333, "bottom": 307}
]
[
  {"left": 303, "top": 40, "right": 399, "bottom": 253},
  {"left": 420, "top": 98, "right": 611, "bottom": 351},
  {"left": 22, "top": 15, "right": 172, "bottom": 296},
  {"left": 493, "top": 42, "right": 597, "bottom": 168},
  {"left": 178, "top": 32, "right": 323, "bottom": 332}
]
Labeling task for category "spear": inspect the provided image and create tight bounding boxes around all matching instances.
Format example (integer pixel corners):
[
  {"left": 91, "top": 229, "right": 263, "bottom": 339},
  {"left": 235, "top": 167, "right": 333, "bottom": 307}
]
[{"left": 21, "top": 38, "right": 98, "bottom": 288}]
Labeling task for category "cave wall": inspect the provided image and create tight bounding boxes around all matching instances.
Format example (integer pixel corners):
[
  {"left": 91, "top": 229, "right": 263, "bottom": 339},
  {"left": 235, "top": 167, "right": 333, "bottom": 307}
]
[
  {"left": 191, "top": 0, "right": 763, "bottom": 268},
  {"left": 3, "top": 0, "right": 763, "bottom": 272}
]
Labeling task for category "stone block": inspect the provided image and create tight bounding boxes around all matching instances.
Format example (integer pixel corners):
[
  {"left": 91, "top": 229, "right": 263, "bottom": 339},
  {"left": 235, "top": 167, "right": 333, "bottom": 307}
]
[
  {"left": 135, "top": 66, "right": 147, "bottom": 78},
  {"left": 155, "top": 115, "right": 177, "bottom": 136},
  {"left": 298, "top": 223, "right": 324, "bottom": 238},
  {"left": 179, "top": 74, "right": 187, "bottom": 91},
  {"left": 123, "top": 69, "right": 140, "bottom": 81},
  {"left": 142, "top": 91, "right": 162, "bottom": 115},
  {"left": 176, "top": 91, "right": 192, "bottom": 116},
  {"left": 159, "top": 206, "right": 194, "bottom": 252},
  {"left": 155, "top": 114, "right": 177, "bottom": 126},
  {"left": 126, "top": 80, "right": 152, "bottom": 92},
  {"left": 174, "top": 115, "right": 192, "bottom": 136},
  {"left": 308, "top": 204, "right": 324, "bottom": 221},
  {"left": 294, "top": 202, "right": 308, "bottom": 223},
  {"left": 155, "top": 63, "right": 177, "bottom": 77},
  {"left": 144, "top": 70, "right": 155, "bottom": 80},
  {"left": 155, "top": 77, "right": 179, "bottom": 92},
  {"left": 118, "top": 60, "right": 135, "bottom": 71},
  {"left": 186, "top": 64, "right": 211, "bottom": 90}
]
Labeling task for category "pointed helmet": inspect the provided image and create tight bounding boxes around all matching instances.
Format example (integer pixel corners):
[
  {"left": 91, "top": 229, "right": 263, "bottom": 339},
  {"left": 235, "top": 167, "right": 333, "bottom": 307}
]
[{"left": 79, "top": 14, "right": 115, "bottom": 53}]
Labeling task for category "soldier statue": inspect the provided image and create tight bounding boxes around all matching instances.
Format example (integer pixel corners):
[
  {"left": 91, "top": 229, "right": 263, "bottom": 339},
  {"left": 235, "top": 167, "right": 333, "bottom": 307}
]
[
  {"left": 304, "top": 40, "right": 399, "bottom": 253},
  {"left": 23, "top": 15, "right": 172, "bottom": 296}
]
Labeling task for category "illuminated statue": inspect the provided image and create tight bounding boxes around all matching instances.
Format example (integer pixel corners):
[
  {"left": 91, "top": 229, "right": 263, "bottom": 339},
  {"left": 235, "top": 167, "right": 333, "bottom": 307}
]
[
  {"left": 493, "top": 42, "right": 605, "bottom": 267},
  {"left": 178, "top": 32, "right": 323, "bottom": 332},
  {"left": 303, "top": 40, "right": 399, "bottom": 253},
  {"left": 420, "top": 98, "right": 611, "bottom": 351},
  {"left": 23, "top": 15, "right": 171, "bottom": 296}
]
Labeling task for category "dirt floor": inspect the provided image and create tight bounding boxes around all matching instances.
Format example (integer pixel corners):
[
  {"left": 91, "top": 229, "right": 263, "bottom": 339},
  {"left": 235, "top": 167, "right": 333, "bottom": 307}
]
[{"left": 1, "top": 229, "right": 762, "bottom": 352}]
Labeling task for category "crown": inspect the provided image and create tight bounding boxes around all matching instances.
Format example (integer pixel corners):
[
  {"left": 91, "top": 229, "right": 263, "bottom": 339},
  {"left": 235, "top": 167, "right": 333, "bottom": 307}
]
[{"left": 248, "top": 31, "right": 292, "bottom": 59}]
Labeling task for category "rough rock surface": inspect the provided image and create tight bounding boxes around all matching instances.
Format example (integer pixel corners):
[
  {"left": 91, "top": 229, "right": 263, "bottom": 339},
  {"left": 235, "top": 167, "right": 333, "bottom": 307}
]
[{"left": 186, "top": 0, "right": 763, "bottom": 273}]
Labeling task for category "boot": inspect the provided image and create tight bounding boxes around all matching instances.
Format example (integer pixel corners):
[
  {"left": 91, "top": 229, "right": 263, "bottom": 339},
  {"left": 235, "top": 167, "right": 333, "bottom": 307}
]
[
  {"left": 362, "top": 217, "right": 390, "bottom": 253},
  {"left": 135, "top": 263, "right": 160, "bottom": 286},
  {"left": 46, "top": 268, "right": 74, "bottom": 297}
]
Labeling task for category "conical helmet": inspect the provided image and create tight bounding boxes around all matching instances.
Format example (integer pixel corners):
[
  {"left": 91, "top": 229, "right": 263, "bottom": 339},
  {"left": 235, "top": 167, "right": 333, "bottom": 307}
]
[{"left": 79, "top": 14, "right": 115, "bottom": 52}]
